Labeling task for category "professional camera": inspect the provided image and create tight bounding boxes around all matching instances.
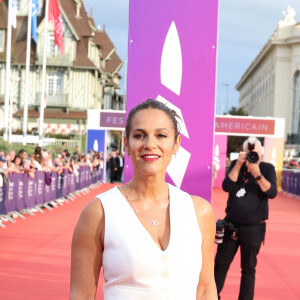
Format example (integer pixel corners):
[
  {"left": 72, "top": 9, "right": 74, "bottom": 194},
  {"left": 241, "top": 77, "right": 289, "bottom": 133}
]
[
  {"left": 227, "top": 222, "right": 238, "bottom": 241},
  {"left": 215, "top": 219, "right": 226, "bottom": 244},
  {"left": 246, "top": 139, "right": 259, "bottom": 164}
]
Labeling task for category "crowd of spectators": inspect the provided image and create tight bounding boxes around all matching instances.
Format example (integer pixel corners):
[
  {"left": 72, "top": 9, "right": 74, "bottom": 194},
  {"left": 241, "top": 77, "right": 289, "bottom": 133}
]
[
  {"left": 283, "top": 159, "right": 300, "bottom": 169},
  {"left": 0, "top": 145, "right": 104, "bottom": 187}
]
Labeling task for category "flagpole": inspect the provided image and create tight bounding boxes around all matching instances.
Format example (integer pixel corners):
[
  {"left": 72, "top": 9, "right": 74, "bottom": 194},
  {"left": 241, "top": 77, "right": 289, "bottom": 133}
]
[
  {"left": 23, "top": 0, "right": 33, "bottom": 145},
  {"left": 39, "top": 0, "right": 49, "bottom": 146},
  {"left": 3, "top": 0, "right": 13, "bottom": 141}
]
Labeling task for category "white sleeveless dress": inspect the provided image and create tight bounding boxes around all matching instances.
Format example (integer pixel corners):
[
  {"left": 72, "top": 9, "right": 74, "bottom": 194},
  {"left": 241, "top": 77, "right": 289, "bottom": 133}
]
[{"left": 96, "top": 184, "right": 202, "bottom": 299}]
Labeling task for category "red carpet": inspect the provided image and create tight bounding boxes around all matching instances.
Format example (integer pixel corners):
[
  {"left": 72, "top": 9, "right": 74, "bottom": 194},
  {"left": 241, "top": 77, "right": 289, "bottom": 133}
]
[
  {"left": 0, "top": 185, "right": 299, "bottom": 299},
  {"left": 0, "top": 184, "right": 118, "bottom": 300},
  {"left": 212, "top": 188, "right": 300, "bottom": 300}
]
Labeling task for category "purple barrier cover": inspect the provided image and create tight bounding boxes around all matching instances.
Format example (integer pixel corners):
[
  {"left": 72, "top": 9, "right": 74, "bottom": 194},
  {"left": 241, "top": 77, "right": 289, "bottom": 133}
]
[
  {"left": 69, "top": 173, "right": 76, "bottom": 193},
  {"left": 80, "top": 167, "right": 86, "bottom": 190},
  {"left": 5, "top": 174, "right": 18, "bottom": 213},
  {"left": 56, "top": 173, "right": 63, "bottom": 199},
  {"left": 0, "top": 185, "right": 6, "bottom": 215},
  {"left": 285, "top": 171, "right": 291, "bottom": 192},
  {"left": 75, "top": 170, "right": 81, "bottom": 190},
  {"left": 24, "top": 174, "right": 36, "bottom": 209},
  {"left": 2, "top": 166, "right": 101, "bottom": 215},
  {"left": 35, "top": 171, "right": 45, "bottom": 205},
  {"left": 15, "top": 173, "right": 25, "bottom": 211},
  {"left": 100, "top": 167, "right": 104, "bottom": 182},
  {"left": 50, "top": 171, "right": 58, "bottom": 201},
  {"left": 44, "top": 183, "right": 51, "bottom": 203},
  {"left": 87, "top": 168, "right": 91, "bottom": 186},
  {"left": 62, "top": 169, "right": 69, "bottom": 198},
  {"left": 281, "top": 171, "right": 286, "bottom": 190},
  {"left": 291, "top": 173, "right": 297, "bottom": 194}
]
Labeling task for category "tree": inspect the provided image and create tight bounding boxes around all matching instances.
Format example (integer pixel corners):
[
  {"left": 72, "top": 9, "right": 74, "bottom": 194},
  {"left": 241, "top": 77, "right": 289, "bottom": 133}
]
[{"left": 226, "top": 107, "right": 248, "bottom": 156}]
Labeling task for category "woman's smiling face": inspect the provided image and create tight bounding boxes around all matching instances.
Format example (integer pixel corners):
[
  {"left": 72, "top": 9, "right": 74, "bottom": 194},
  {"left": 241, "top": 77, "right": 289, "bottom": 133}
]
[{"left": 125, "top": 108, "right": 181, "bottom": 177}]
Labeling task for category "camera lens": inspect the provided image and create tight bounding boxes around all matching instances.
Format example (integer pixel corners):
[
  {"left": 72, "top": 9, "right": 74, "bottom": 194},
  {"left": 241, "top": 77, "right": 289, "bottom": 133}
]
[
  {"left": 215, "top": 219, "right": 225, "bottom": 244},
  {"left": 247, "top": 151, "right": 259, "bottom": 164}
]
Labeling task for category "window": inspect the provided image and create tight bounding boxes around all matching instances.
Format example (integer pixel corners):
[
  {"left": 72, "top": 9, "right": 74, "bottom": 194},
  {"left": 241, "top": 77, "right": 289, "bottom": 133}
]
[
  {"left": 47, "top": 72, "right": 63, "bottom": 95},
  {"left": 292, "top": 71, "right": 300, "bottom": 136},
  {"left": 16, "top": 0, "right": 21, "bottom": 13},
  {"left": 48, "top": 33, "right": 59, "bottom": 56},
  {"left": 0, "top": 30, "right": 4, "bottom": 52}
]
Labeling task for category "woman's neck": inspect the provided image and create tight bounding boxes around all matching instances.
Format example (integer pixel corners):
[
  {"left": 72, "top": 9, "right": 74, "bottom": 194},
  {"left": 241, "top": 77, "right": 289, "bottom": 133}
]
[{"left": 126, "top": 174, "right": 169, "bottom": 207}]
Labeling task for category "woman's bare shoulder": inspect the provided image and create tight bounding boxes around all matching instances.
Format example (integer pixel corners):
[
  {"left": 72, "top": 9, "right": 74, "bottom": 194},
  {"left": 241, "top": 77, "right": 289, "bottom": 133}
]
[
  {"left": 73, "top": 198, "right": 105, "bottom": 240},
  {"left": 191, "top": 195, "right": 213, "bottom": 218},
  {"left": 191, "top": 195, "right": 215, "bottom": 238}
]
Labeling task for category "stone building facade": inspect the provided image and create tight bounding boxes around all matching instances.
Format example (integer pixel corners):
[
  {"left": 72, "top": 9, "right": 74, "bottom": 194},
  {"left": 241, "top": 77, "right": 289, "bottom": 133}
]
[{"left": 236, "top": 6, "right": 300, "bottom": 144}]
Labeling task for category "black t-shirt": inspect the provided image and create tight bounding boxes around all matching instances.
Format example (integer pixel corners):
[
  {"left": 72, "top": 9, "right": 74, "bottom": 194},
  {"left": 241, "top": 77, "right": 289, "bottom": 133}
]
[{"left": 222, "top": 160, "right": 277, "bottom": 225}]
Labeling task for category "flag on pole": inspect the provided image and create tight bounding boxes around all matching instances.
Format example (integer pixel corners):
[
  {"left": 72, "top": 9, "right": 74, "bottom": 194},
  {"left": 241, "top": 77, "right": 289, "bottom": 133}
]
[
  {"left": 11, "top": 0, "right": 17, "bottom": 28},
  {"left": 49, "top": 0, "right": 64, "bottom": 55},
  {"left": 32, "top": 0, "right": 39, "bottom": 43}
]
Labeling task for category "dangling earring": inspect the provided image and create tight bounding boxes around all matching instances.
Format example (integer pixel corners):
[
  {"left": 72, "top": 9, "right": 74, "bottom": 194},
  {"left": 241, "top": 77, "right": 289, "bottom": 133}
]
[
  {"left": 127, "top": 152, "right": 130, "bottom": 159},
  {"left": 174, "top": 152, "right": 177, "bottom": 158}
]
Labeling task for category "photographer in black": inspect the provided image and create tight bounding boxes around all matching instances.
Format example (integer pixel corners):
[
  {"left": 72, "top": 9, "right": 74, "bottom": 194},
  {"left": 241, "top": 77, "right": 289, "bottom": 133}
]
[{"left": 214, "top": 136, "right": 277, "bottom": 300}]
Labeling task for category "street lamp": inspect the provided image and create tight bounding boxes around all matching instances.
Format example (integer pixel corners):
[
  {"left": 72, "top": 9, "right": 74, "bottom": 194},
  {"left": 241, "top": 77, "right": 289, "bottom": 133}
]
[{"left": 223, "top": 83, "right": 229, "bottom": 114}]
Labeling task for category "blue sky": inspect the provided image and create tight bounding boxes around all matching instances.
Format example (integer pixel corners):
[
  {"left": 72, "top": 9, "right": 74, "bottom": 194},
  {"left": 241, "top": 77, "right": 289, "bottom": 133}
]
[{"left": 84, "top": 0, "right": 300, "bottom": 114}]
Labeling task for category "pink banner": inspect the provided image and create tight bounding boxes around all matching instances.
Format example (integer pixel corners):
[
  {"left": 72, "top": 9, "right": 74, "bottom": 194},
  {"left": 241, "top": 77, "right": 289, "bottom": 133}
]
[
  {"left": 264, "top": 137, "right": 284, "bottom": 188},
  {"left": 215, "top": 117, "right": 275, "bottom": 135},
  {"left": 125, "top": 0, "right": 218, "bottom": 200},
  {"left": 213, "top": 135, "right": 228, "bottom": 188}
]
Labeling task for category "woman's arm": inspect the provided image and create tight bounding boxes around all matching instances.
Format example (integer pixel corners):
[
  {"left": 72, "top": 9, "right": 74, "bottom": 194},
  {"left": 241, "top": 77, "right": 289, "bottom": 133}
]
[
  {"left": 192, "top": 196, "right": 218, "bottom": 300},
  {"left": 70, "top": 199, "right": 105, "bottom": 300}
]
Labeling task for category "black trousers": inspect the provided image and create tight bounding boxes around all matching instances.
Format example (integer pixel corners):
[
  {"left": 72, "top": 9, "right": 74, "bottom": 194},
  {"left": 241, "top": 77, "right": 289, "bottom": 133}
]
[{"left": 214, "top": 222, "right": 266, "bottom": 300}]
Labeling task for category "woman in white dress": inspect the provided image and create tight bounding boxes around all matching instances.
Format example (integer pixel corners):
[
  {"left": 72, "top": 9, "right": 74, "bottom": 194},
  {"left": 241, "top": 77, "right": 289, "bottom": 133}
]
[{"left": 70, "top": 100, "right": 217, "bottom": 299}]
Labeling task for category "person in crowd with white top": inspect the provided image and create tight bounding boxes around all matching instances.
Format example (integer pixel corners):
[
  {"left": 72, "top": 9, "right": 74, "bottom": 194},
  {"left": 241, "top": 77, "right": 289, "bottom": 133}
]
[{"left": 70, "top": 99, "right": 217, "bottom": 299}]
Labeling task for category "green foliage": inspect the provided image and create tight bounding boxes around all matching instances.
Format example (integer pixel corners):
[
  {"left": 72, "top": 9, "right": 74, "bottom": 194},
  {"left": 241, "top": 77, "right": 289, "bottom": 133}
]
[
  {"left": 225, "top": 107, "right": 248, "bottom": 156},
  {"left": 227, "top": 107, "right": 248, "bottom": 116},
  {"left": 0, "top": 139, "right": 76, "bottom": 159}
]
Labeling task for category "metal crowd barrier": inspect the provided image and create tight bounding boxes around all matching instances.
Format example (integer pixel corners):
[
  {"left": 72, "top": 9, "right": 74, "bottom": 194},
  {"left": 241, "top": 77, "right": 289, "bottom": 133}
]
[
  {"left": 0, "top": 166, "right": 103, "bottom": 227},
  {"left": 281, "top": 169, "right": 300, "bottom": 198}
]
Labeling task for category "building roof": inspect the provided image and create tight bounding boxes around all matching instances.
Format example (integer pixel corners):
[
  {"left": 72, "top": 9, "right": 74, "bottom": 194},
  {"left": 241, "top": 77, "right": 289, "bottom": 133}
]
[
  {"left": 94, "top": 29, "right": 115, "bottom": 59},
  {"left": 60, "top": 0, "right": 92, "bottom": 39},
  {"left": 0, "top": 0, "right": 122, "bottom": 77},
  {"left": 13, "top": 109, "right": 87, "bottom": 120},
  {"left": 104, "top": 51, "right": 123, "bottom": 75},
  {"left": 0, "top": 1, "right": 8, "bottom": 29},
  {"left": 0, "top": 1, "right": 38, "bottom": 64}
]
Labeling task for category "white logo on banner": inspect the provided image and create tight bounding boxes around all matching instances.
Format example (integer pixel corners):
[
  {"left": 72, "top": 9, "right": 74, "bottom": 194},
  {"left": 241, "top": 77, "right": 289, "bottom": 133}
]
[
  {"left": 93, "top": 139, "right": 99, "bottom": 152},
  {"left": 160, "top": 22, "right": 183, "bottom": 96},
  {"left": 157, "top": 21, "right": 190, "bottom": 188},
  {"left": 213, "top": 145, "right": 220, "bottom": 179}
]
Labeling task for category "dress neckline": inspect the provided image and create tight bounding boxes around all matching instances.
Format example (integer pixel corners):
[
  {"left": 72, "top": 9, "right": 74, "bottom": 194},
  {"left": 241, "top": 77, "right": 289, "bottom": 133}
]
[{"left": 115, "top": 184, "right": 172, "bottom": 252}]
